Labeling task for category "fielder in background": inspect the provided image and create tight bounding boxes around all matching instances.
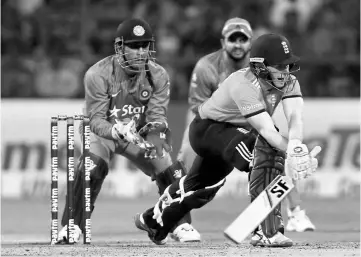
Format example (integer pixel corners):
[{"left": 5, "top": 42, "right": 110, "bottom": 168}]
[
  {"left": 178, "top": 17, "right": 315, "bottom": 234},
  {"left": 57, "top": 18, "right": 200, "bottom": 244},
  {"left": 134, "top": 33, "right": 321, "bottom": 247},
  {"left": 178, "top": 17, "right": 252, "bottom": 170}
]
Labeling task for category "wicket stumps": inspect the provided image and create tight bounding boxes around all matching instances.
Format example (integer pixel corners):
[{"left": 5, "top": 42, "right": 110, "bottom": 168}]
[{"left": 50, "top": 115, "right": 91, "bottom": 245}]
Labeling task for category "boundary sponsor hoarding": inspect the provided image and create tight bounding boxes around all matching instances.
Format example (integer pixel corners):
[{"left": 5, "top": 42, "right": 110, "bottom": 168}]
[{"left": 1, "top": 99, "right": 359, "bottom": 198}]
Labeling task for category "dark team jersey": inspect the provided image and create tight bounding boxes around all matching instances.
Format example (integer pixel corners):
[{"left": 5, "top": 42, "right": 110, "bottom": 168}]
[
  {"left": 188, "top": 49, "right": 248, "bottom": 113},
  {"left": 83, "top": 55, "right": 170, "bottom": 140},
  {"left": 199, "top": 68, "right": 302, "bottom": 125}
]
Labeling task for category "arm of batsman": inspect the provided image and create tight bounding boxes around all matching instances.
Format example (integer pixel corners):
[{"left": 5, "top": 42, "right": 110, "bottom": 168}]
[{"left": 286, "top": 143, "right": 322, "bottom": 180}]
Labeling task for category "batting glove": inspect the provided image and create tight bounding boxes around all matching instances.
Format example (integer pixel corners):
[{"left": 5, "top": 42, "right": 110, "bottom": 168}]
[{"left": 286, "top": 140, "right": 321, "bottom": 180}]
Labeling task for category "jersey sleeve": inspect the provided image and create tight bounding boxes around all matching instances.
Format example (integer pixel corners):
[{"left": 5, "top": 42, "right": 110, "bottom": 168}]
[
  {"left": 145, "top": 69, "right": 170, "bottom": 124},
  {"left": 282, "top": 76, "right": 302, "bottom": 100},
  {"left": 230, "top": 80, "right": 266, "bottom": 118},
  {"left": 188, "top": 59, "right": 217, "bottom": 114},
  {"left": 84, "top": 70, "right": 113, "bottom": 139}
]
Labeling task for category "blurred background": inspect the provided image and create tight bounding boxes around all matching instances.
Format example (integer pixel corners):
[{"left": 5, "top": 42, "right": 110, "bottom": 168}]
[
  {"left": 1, "top": 0, "right": 360, "bottom": 99},
  {"left": 1, "top": 0, "right": 360, "bottom": 245},
  {"left": 1, "top": 0, "right": 360, "bottom": 197}
]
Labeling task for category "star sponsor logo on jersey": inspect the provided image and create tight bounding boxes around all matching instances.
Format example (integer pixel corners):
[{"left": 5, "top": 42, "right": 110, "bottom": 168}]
[
  {"left": 110, "top": 106, "right": 121, "bottom": 117},
  {"left": 110, "top": 104, "right": 146, "bottom": 117},
  {"left": 121, "top": 105, "right": 146, "bottom": 116},
  {"left": 240, "top": 103, "right": 263, "bottom": 112}
]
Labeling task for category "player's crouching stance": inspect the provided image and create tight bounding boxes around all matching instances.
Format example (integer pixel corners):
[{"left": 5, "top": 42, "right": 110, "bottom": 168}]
[
  {"left": 134, "top": 33, "right": 321, "bottom": 247},
  {"left": 56, "top": 18, "right": 200, "bottom": 244}
]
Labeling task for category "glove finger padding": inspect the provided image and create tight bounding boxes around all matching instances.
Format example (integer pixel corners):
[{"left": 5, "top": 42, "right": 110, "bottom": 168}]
[
  {"left": 287, "top": 144, "right": 321, "bottom": 180},
  {"left": 139, "top": 122, "right": 172, "bottom": 159},
  {"left": 149, "top": 132, "right": 171, "bottom": 157},
  {"left": 145, "top": 148, "right": 157, "bottom": 160},
  {"left": 112, "top": 118, "right": 141, "bottom": 144},
  {"left": 112, "top": 115, "right": 163, "bottom": 158},
  {"left": 307, "top": 146, "right": 321, "bottom": 178}
]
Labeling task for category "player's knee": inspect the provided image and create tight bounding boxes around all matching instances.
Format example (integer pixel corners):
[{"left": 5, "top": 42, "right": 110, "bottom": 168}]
[
  {"left": 180, "top": 177, "right": 225, "bottom": 209},
  {"left": 160, "top": 176, "right": 225, "bottom": 211},
  {"left": 183, "top": 186, "right": 221, "bottom": 209},
  {"left": 222, "top": 131, "right": 256, "bottom": 171}
]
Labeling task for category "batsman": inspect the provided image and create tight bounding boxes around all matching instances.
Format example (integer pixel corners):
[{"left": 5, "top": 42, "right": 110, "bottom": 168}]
[
  {"left": 134, "top": 33, "right": 321, "bottom": 247},
  {"left": 56, "top": 18, "right": 200, "bottom": 243}
]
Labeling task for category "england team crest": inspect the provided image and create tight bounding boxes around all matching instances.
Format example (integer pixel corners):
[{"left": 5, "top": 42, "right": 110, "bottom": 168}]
[{"left": 133, "top": 25, "right": 145, "bottom": 36}]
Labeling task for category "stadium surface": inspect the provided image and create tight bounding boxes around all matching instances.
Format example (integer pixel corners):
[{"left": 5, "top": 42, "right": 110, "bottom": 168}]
[{"left": 2, "top": 196, "right": 360, "bottom": 256}]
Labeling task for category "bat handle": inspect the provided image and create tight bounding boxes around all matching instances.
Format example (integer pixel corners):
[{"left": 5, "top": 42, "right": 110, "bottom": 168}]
[{"left": 310, "top": 146, "right": 322, "bottom": 158}]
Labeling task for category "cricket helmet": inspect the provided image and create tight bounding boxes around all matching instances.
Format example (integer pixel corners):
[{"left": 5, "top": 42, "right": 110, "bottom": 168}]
[
  {"left": 249, "top": 33, "right": 299, "bottom": 83},
  {"left": 114, "top": 18, "right": 156, "bottom": 71}
]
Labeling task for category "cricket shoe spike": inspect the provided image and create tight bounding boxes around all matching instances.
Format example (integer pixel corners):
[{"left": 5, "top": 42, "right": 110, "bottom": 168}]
[
  {"left": 170, "top": 223, "right": 201, "bottom": 242},
  {"left": 250, "top": 229, "right": 293, "bottom": 247},
  {"left": 286, "top": 206, "right": 316, "bottom": 232},
  {"left": 134, "top": 213, "right": 168, "bottom": 245},
  {"left": 56, "top": 225, "right": 82, "bottom": 244}
]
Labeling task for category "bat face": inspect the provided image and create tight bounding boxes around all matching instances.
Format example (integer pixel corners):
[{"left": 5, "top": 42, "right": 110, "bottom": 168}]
[{"left": 224, "top": 175, "right": 294, "bottom": 244}]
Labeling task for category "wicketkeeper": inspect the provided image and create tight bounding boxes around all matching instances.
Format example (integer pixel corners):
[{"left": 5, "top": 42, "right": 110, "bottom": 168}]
[
  {"left": 134, "top": 33, "right": 321, "bottom": 247},
  {"left": 57, "top": 18, "right": 200, "bottom": 244}
]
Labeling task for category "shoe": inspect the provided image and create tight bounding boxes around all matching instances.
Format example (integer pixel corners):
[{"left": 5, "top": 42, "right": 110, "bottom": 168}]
[
  {"left": 286, "top": 206, "right": 316, "bottom": 232},
  {"left": 134, "top": 213, "right": 168, "bottom": 245},
  {"left": 170, "top": 223, "right": 201, "bottom": 242},
  {"left": 56, "top": 225, "right": 82, "bottom": 244},
  {"left": 250, "top": 230, "right": 293, "bottom": 247}
]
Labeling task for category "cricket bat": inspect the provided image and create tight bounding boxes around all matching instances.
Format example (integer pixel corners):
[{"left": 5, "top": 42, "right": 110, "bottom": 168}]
[{"left": 224, "top": 175, "right": 294, "bottom": 244}]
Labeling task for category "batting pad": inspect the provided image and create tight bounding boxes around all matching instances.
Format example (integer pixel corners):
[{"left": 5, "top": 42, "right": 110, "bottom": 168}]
[{"left": 224, "top": 175, "right": 294, "bottom": 244}]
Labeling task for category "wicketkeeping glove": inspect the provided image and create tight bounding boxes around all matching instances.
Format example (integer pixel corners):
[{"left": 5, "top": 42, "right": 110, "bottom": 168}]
[
  {"left": 138, "top": 121, "right": 172, "bottom": 159},
  {"left": 286, "top": 140, "right": 322, "bottom": 180},
  {"left": 111, "top": 115, "right": 143, "bottom": 145}
]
